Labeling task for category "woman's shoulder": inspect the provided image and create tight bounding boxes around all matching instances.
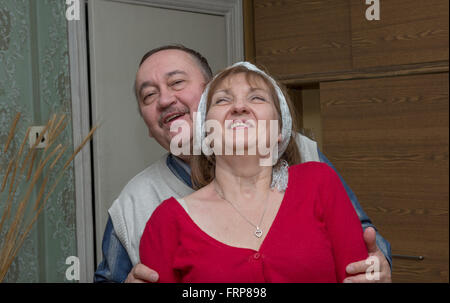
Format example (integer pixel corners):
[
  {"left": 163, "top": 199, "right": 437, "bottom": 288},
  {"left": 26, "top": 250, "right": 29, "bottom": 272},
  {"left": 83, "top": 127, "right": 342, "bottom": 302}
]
[
  {"left": 289, "top": 161, "right": 334, "bottom": 177},
  {"left": 147, "top": 197, "right": 183, "bottom": 226},
  {"left": 287, "top": 161, "right": 341, "bottom": 189}
]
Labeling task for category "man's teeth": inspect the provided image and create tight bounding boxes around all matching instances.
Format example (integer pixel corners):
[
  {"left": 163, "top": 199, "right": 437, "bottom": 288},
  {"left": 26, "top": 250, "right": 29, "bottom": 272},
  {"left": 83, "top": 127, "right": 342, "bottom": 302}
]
[
  {"left": 166, "top": 114, "right": 183, "bottom": 122},
  {"left": 230, "top": 121, "right": 248, "bottom": 129}
]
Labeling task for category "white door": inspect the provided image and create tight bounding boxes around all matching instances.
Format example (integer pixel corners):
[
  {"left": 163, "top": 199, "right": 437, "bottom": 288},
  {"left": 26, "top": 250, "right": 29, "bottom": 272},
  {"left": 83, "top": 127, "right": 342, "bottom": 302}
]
[{"left": 87, "top": 0, "right": 243, "bottom": 264}]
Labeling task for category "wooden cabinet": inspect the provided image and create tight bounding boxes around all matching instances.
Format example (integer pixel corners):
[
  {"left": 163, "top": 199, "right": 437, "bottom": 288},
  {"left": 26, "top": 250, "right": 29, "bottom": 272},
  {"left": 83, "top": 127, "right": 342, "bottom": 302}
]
[
  {"left": 248, "top": 0, "right": 449, "bottom": 282},
  {"left": 251, "top": 0, "right": 449, "bottom": 81},
  {"left": 320, "top": 73, "right": 449, "bottom": 282},
  {"left": 253, "top": 0, "right": 352, "bottom": 78},
  {"left": 351, "top": 0, "right": 449, "bottom": 69}
]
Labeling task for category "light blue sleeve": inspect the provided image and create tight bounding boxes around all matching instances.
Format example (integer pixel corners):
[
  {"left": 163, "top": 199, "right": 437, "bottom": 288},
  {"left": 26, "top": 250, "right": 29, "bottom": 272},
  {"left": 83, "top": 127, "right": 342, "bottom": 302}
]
[{"left": 94, "top": 216, "right": 133, "bottom": 283}]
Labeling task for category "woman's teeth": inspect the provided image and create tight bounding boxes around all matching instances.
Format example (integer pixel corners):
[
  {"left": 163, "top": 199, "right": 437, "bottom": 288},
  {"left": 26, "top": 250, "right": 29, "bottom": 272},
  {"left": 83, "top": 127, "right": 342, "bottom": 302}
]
[{"left": 230, "top": 121, "right": 248, "bottom": 129}]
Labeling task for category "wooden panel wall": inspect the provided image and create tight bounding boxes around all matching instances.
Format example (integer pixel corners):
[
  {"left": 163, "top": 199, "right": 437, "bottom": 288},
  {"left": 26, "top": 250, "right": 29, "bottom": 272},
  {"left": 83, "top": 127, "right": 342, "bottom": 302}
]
[
  {"left": 248, "top": 0, "right": 449, "bottom": 282},
  {"left": 351, "top": 0, "right": 449, "bottom": 69},
  {"left": 320, "top": 73, "right": 449, "bottom": 282},
  {"left": 252, "top": 0, "right": 449, "bottom": 82},
  {"left": 254, "top": 0, "right": 352, "bottom": 78}
]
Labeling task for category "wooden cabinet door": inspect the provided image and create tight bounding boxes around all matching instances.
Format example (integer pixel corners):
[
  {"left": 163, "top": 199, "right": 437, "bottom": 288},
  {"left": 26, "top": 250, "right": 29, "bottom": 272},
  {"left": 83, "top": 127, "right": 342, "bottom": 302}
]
[
  {"left": 320, "top": 73, "right": 449, "bottom": 282},
  {"left": 351, "top": 0, "right": 449, "bottom": 69},
  {"left": 254, "top": 0, "right": 352, "bottom": 79}
]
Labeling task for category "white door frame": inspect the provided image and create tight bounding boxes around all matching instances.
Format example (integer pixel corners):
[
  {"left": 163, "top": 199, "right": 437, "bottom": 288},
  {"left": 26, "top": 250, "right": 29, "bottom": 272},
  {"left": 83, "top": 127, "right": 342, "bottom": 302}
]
[
  {"left": 68, "top": 0, "right": 243, "bottom": 282},
  {"left": 68, "top": 0, "right": 95, "bottom": 283}
]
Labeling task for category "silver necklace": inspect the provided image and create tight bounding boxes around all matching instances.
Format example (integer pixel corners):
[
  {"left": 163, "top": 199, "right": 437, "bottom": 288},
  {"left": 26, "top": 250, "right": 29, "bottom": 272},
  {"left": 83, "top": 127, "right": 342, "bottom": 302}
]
[{"left": 213, "top": 180, "right": 270, "bottom": 238}]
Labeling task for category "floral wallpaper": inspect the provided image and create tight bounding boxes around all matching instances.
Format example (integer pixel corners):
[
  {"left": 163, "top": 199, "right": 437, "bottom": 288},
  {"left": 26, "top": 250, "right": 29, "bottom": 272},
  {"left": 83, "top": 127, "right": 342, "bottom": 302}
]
[{"left": 0, "top": 0, "right": 76, "bottom": 282}]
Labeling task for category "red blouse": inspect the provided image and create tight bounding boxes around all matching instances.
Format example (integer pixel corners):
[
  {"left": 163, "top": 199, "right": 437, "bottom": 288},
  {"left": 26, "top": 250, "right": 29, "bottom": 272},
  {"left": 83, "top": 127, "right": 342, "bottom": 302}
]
[{"left": 139, "top": 162, "right": 368, "bottom": 283}]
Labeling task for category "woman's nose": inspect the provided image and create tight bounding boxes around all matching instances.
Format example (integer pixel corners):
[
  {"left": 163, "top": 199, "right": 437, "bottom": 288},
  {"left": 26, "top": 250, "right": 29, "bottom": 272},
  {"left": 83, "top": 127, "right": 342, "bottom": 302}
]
[{"left": 231, "top": 99, "right": 249, "bottom": 115}]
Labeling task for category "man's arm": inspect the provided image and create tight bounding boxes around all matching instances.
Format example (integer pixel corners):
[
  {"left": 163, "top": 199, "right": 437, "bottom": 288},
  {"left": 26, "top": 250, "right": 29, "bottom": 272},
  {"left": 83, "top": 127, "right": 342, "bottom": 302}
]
[
  {"left": 94, "top": 216, "right": 133, "bottom": 283},
  {"left": 317, "top": 149, "right": 392, "bottom": 270},
  {"left": 94, "top": 216, "right": 159, "bottom": 283}
]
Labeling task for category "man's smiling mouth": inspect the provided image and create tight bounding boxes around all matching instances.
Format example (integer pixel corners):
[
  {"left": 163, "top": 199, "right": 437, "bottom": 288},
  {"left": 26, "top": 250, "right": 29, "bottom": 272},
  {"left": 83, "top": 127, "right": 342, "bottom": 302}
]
[
  {"left": 164, "top": 112, "right": 185, "bottom": 123},
  {"left": 160, "top": 109, "right": 190, "bottom": 127}
]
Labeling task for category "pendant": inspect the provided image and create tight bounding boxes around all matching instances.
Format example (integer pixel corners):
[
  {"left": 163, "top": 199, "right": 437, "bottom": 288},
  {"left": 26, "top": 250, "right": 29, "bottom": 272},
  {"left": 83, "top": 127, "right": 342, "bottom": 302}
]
[{"left": 254, "top": 227, "right": 263, "bottom": 238}]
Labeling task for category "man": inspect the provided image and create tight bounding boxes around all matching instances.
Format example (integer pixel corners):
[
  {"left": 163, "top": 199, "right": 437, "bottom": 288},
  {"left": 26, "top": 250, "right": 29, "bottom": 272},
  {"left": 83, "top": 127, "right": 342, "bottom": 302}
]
[{"left": 94, "top": 45, "right": 392, "bottom": 283}]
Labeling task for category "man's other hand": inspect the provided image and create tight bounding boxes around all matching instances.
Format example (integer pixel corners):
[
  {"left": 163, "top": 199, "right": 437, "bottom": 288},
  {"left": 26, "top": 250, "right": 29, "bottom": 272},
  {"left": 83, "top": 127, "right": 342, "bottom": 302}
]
[
  {"left": 125, "top": 263, "right": 159, "bottom": 283},
  {"left": 344, "top": 227, "right": 392, "bottom": 283}
]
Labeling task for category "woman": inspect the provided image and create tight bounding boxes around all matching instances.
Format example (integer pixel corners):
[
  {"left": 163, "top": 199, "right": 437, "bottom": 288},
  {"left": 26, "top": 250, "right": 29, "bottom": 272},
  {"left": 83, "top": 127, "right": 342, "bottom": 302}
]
[{"left": 139, "top": 62, "right": 367, "bottom": 282}]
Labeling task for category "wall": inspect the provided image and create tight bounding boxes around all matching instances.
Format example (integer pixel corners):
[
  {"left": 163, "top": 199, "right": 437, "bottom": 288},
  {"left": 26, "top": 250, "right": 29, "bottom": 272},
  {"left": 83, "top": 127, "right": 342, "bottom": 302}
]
[{"left": 0, "top": 0, "right": 76, "bottom": 282}]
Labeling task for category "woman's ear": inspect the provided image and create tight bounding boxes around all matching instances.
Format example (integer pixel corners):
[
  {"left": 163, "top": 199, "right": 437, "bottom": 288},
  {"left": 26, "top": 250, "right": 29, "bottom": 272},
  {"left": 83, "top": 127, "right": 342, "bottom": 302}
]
[{"left": 277, "top": 132, "right": 282, "bottom": 143}]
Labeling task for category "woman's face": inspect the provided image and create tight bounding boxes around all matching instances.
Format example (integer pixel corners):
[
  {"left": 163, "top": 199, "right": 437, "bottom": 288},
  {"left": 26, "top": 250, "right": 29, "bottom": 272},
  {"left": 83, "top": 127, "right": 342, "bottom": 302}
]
[{"left": 205, "top": 72, "right": 281, "bottom": 157}]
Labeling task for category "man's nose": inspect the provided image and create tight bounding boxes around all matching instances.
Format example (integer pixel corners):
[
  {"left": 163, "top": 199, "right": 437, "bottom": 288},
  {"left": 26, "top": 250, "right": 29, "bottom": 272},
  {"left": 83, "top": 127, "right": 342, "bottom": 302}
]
[{"left": 158, "top": 88, "right": 177, "bottom": 108}]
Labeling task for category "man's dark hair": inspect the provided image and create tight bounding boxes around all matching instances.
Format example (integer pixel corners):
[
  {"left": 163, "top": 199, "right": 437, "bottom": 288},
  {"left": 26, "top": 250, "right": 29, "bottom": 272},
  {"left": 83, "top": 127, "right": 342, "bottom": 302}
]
[
  {"left": 134, "top": 44, "right": 213, "bottom": 104},
  {"left": 139, "top": 44, "right": 213, "bottom": 81}
]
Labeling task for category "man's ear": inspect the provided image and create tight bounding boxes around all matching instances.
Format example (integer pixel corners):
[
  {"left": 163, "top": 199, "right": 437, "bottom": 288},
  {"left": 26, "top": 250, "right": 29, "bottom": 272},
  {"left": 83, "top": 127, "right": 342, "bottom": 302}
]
[{"left": 278, "top": 132, "right": 282, "bottom": 143}]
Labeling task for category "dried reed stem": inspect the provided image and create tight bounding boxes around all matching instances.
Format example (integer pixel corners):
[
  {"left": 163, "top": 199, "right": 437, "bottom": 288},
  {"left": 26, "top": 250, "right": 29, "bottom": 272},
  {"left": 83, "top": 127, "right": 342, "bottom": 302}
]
[
  {"left": 26, "top": 150, "right": 37, "bottom": 181},
  {"left": 45, "top": 114, "right": 66, "bottom": 154},
  {"left": 1, "top": 137, "right": 89, "bottom": 280},
  {"left": 7, "top": 127, "right": 31, "bottom": 194},
  {"left": 48, "top": 114, "right": 66, "bottom": 141},
  {"left": 16, "top": 127, "right": 31, "bottom": 164},
  {"left": 5, "top": 144, "right": 59, "bottom": 240},
  {"left": 47, "top": 114, "right": 57, "bottom": 138},
  {"left": 63, "top": 124, "right": 98, "bottom": 171},
  {"left": 0, "top": 176, "right": 19, "bottom": 234},
  {"left": 8, "top": 157, "right": 18, "bottom": 195},
  {"left": 3, "top": 113, "right": 21, "bottom": 153},
  {"left": 0, "top": 127, "right": 37, "bottom": 234},
  {"left": 50, "top": 145, "right": 67, "bottom": 170},
  {"left": 0, "top": 112, "right": 98, "bottom": 282},
  {"left": 1, "top": 159, "right": 14, "bottom": 193},
  {"left": 33, "top": 175, "right": 48, "bottom": 211}
]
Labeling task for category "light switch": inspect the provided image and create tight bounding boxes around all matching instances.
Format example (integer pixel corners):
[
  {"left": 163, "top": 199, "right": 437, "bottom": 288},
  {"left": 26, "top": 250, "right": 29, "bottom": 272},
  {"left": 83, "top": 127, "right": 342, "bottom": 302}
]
[{"left": 29, "top": 126, "right": 48, "bottom": 149}]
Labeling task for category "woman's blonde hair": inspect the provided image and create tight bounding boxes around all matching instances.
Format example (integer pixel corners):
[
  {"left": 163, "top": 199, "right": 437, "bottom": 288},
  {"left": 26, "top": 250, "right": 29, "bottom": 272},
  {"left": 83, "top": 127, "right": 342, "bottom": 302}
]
[{"left": 190, "top": 65, "right": 301, "bottom": 189}]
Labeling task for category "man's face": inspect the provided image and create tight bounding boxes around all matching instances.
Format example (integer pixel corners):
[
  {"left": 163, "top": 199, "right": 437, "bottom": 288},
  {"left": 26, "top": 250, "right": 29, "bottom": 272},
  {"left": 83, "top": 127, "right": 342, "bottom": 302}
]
[{"left": 135, "top": 49, "right": 207, "bottom": 153}]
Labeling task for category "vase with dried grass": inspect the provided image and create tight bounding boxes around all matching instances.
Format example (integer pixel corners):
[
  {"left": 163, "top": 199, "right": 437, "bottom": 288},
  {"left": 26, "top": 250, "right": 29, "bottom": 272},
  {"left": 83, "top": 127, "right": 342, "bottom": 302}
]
[{"left": 0, "top": 112, "right": 97, "bottom": 282}]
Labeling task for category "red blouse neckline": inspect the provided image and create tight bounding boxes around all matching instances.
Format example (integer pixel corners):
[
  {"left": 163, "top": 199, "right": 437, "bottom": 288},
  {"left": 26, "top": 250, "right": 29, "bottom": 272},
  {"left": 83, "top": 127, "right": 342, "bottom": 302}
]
[{"left": 168, "top": 170, "right": 293, "bottom": 253}]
